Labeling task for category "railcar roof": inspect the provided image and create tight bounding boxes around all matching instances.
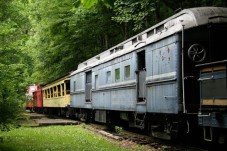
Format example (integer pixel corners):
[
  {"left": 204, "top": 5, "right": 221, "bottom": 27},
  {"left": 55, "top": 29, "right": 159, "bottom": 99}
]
[
  {"left": 42, "top": 73, "right": 70, "bottom": 88},
  {"left": 71, "top": 7, "right": 227, "bottom": 76}
]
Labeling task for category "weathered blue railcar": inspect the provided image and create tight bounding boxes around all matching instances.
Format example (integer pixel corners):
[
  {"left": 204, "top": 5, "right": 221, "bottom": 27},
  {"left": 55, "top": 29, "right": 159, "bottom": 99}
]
[{"left": 70, "top": 7, "right": 227, "bottom": 143}]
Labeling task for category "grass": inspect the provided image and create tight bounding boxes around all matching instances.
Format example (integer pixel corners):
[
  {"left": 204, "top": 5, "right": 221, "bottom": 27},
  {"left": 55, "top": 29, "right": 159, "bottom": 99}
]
[{"left": 0, "top": 125, "right": 140, "bottom": 151}]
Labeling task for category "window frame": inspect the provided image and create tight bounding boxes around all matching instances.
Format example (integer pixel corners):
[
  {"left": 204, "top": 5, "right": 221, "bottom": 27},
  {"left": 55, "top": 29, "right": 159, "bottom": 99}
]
[
  {"left": 106, "top": 71, "right": 111, "bottom": 84},
  {"left": 115, "top": 68, "right": 120, "bottom": 82},
  {"left": 73, "top": 81, "right": 76, "bottom": 92},
  {"left": 124, "top": 65, "right": 130, "bottom": 80}
]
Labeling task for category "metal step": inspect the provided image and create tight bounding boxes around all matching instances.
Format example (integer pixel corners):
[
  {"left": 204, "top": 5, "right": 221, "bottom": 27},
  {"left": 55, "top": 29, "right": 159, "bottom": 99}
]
[{"left": 134, "top": 112, "right": 146, "bottom": 129}]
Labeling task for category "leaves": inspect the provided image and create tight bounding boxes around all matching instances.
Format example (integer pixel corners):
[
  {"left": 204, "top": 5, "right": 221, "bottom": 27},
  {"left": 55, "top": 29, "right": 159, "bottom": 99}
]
[
  {"left": 24, "top": 0, "right": 125, "bottom": 83},
  {"left": 80, "top": 0, "right": 114, "bottom": 8},
  {"left": 112, "top": 0, "right": 168, "bottom": 31},
  {"left": 0, "top": 0, "right": 29, "bottom": 130}
]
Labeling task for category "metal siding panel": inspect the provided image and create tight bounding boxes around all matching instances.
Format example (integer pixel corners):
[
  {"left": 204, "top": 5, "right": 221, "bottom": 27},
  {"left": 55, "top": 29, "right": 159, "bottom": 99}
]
[
  {"left": 77, "top": 73, "right": 85, "bottom": 90},
  {"left": 152, "top": 42, "right": 177, "bottom": 75},
  {"left": 70, "top": 93, "right": 85, "bottom": 108},
  {"left": 146, "top": 36, "right": 178, "bottom": 77},
  {"left": 92, "top": 91, "right": 111, "bottom": 109},
  {"left": 146, "top": 35, "right": 179, "bottom": 113},
  {"left": 91, "top": 51, "right": 137, "bottom": 111},
  {"left": 111, "top": 88, "right": 136, "bottom": 111},
  {"left": 70, "top": 94, "right": 76, "bottom": 107},
  {"left": 70, "top": 71, "right": 88, "bottom": 108},
  {"left": 147, "top": 83, "right": 178, "bottom": 113},
  {"left": 43, "top": 95, "right": 70, "bottom": 108},
  {"left": 85, "top": 84, "right": 92, "bottom": 100}
]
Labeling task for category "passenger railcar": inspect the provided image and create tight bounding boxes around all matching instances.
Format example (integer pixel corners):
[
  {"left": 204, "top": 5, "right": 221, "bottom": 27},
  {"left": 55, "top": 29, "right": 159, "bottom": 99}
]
[
  {"left": 42, "top": 74, "right": 70, "bottom": 116},
  {"left": 25, "top": 85, "right": 38, "bottom": 112},
  {"left": 32, "top": 84, "right": 43, "bottom": 112},
  {"left": 70, "top": 7, "right": 227, "bottom": 143}
]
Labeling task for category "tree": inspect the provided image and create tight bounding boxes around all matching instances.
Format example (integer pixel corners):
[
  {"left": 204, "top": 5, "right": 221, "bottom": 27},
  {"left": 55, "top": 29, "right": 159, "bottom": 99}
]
[
  {"left": 0, "top": 0, "right": 30, "bottom": 130},
  {"left": 112, "top": 0, "right": 174, "bottom": 34},
  {"left": 25, "top": 0, "right": 124, "bottom": 83}
]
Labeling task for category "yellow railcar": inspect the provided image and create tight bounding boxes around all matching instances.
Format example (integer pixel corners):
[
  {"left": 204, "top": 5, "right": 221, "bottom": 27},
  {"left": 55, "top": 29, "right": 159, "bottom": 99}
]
[{"left": 42, "top": 74, "right": 70, "bottom": 115}]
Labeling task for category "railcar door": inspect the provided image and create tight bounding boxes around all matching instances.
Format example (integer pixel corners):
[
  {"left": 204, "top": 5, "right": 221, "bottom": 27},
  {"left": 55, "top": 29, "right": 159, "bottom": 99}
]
[
  {"left": 85, "top": 71, "right": 92, "bottom": 102},
  {"left": 137, "top": 51, "right": 146, "bottom": 102}
]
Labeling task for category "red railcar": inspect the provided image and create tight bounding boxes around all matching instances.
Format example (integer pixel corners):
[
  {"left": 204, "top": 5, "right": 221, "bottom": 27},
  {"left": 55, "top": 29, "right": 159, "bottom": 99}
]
[
  {"left": 25, "top": 85, "right": 38, "bottom": 111},
  {"left": 32, "top": 85, "right": 43, "bottom": 110}
]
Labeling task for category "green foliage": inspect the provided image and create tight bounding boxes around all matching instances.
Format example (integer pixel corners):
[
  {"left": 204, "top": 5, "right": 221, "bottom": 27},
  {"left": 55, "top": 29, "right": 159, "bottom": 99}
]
[
  {"left": 112, "top": 0, "right": 155, "bottom": 31},
  {"left": 0, "top": 0, "right": 30, "bottom": 131},
  {"left": 80, "top": 0, "right": 114, "bottom": 8},
  {"left": 25, "top": 0, "right": 124, "bottom": 83},
  {"left": 112, "top": 0, "right": 174, "bottom": 32},
  {"left": 115, "top": 126, "right": 123, "bottom": 134}
]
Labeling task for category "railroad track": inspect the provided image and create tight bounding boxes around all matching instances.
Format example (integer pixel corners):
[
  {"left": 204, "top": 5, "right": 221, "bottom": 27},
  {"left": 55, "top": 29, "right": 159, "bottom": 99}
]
[
  {"left": 84, "top": 123, "right": 208, "bottom": 151},
  {"left": 25, "top": 112, "right": 224, "bottom": 150}
]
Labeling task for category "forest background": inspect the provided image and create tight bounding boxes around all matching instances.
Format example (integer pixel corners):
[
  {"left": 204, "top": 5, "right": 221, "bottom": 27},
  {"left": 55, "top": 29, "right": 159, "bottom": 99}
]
[{"left": 1, "top": 0, "right": 227, "bottom": 129}]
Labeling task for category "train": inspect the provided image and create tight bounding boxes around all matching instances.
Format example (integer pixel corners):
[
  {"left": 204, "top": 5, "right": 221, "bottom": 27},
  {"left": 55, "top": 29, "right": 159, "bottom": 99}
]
[
  {"left": 25, "top": 85, "right": 38, "bottom": 112},
  {"left": 26, "top": 7, "right": 227, "bottom": 144}
]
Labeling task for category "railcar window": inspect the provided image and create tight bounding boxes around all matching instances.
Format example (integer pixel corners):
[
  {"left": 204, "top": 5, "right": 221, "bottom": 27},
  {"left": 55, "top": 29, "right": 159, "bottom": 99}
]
[
  {"left": 57, "top": 85, "right": 61, "bottom": 96},
  {"left": 50, "top": 88, "right": 53, "bottom": 98},
  {"left": 125, "top": 65, "right": 130, "bottom": 80},
  {"left": 54, "top": 86, "right": 57, "bottom": 97},
  {"left": 106, "top": 71, "right": 111, "bottom": 84},
  {"left": 73, "top": 81, "right": 76, "bottom": 92},
  {"left": 115, "top": 68, "right": 120, "bottom": 82}
]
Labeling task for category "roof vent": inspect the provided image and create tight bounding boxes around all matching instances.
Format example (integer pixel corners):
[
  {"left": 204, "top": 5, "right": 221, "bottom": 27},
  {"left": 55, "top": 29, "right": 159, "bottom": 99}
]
[
  {"left": 96, "top": 56, "right": 100, "bottom": 60},
  {"left": 110, "top": 49, "right": 114, "bottom": 54},
  {"left": 138, "top": 35, "right": 142, "bottom": 41},
  {"left": 132, "top": 38, "right": 138, "bottom": 45},
  {"left": 147, "top": 30, "right": 154, "bottom": 38}
]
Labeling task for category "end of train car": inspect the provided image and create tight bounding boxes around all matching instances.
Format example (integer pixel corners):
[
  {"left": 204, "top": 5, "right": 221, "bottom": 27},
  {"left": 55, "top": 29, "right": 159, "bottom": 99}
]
[
  {"left": 197, "top": 60, "right": 227, "bottom": 144},
  {"left": 25, "top": 85, "right": 38, "bottom": 112},
  {"left": 32, "top": 84, "right": 43, "bottom": 112}
]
